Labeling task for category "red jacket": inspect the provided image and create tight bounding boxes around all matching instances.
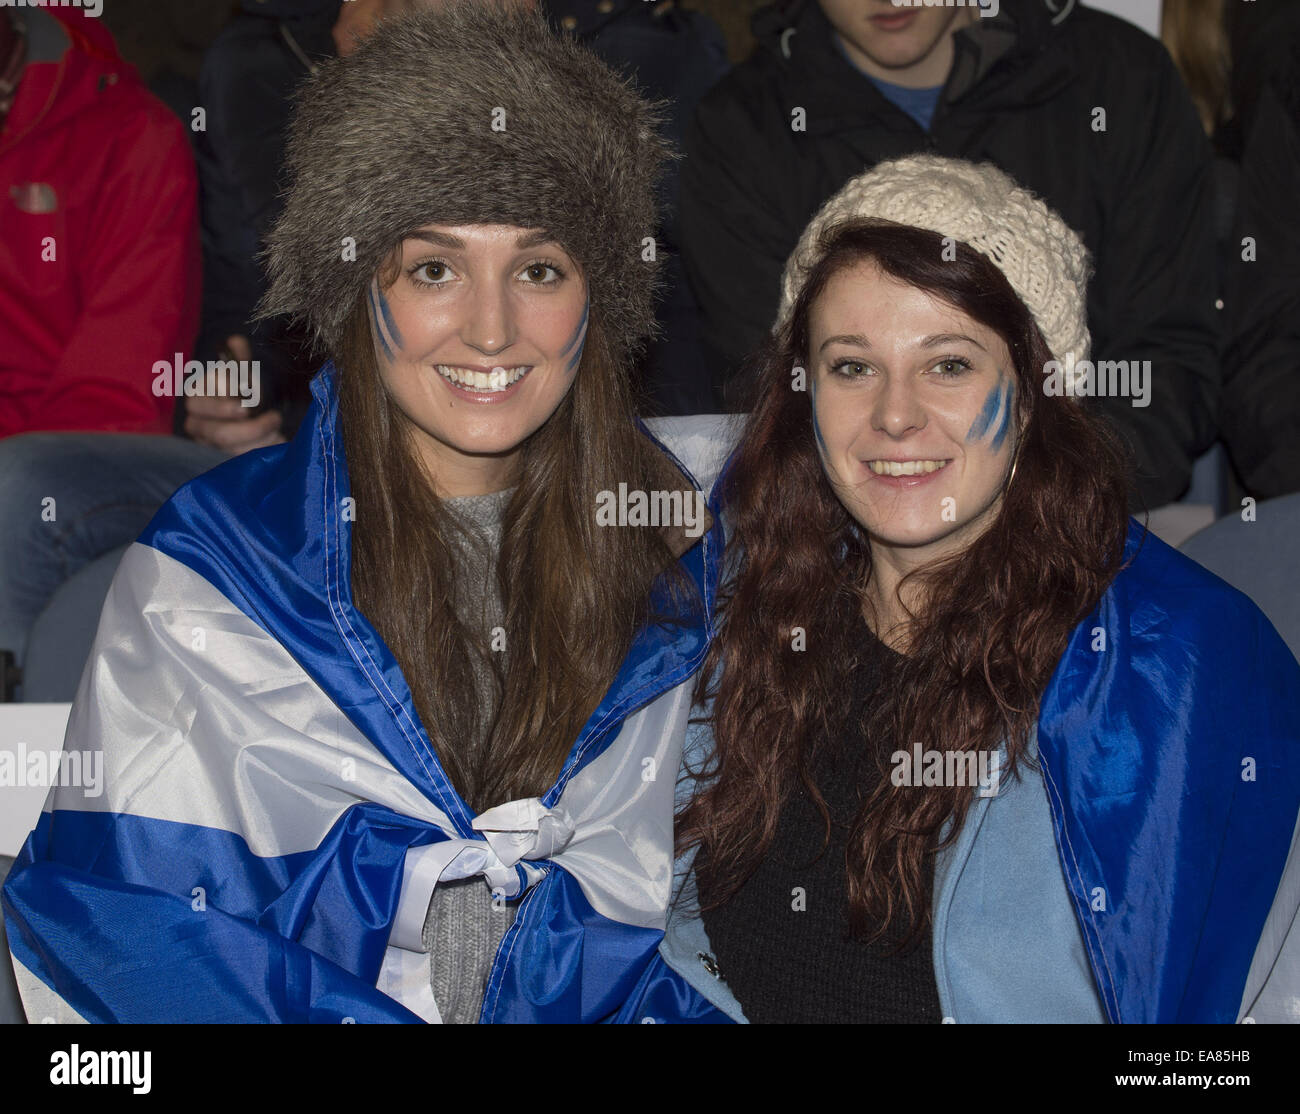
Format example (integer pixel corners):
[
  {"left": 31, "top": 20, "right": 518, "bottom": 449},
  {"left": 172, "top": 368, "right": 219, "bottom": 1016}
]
[{"left": 0, "top": 7, "right": 200, "bottom": 436}]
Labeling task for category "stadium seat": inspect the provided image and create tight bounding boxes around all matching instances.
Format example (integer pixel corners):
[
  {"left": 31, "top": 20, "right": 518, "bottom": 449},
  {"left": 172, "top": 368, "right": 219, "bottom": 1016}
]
[{"left": 1180, "top": 492, "right": 1300, "bottom": 661}]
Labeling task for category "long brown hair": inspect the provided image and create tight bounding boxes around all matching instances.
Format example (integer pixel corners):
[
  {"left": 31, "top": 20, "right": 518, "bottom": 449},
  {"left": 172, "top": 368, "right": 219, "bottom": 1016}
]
[
  {"left": 338, "top": 253, "right": 694, "bottom": 813},
  {"left": 677, "top": 219, "right": 1132, "bottom": 943}
]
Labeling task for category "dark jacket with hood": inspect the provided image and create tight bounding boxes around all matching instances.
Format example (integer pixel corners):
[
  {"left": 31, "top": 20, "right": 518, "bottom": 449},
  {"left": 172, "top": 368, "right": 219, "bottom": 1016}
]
[
  {"left": 1220, "top": 3, "right": 1300, "bottom": 499},
  {"left": 680, "top": 0, "right": 1221, "bottom": 509}
]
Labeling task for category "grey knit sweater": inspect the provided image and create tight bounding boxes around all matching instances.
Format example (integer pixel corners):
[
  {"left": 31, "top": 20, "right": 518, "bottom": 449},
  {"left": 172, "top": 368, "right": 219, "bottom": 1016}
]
[{"left": 421, "top": 487, "right": 517, "bottom": 1023}]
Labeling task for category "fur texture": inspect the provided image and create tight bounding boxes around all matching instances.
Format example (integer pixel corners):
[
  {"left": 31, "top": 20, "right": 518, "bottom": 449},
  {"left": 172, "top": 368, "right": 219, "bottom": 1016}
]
[{"left": 257, "top": 0, "right": 675, "bottom": 365}]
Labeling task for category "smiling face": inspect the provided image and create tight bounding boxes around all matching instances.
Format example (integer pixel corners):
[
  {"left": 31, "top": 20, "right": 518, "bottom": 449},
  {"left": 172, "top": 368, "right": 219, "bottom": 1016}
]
[
  {"left": 368, "top": 223, "right": 589, "bottom": 497},
  {"left": 808, "top": 261, "right": 1019, "bottom": 569}
]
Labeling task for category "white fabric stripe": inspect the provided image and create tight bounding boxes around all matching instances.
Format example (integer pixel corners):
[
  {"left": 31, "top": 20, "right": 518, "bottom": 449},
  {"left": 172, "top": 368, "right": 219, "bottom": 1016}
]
[
  {"left": 57, "top": 543, "right": 454, "bottom": 855},
  {"left": 1239, "top": 808, "right": 1300, "bottom": 1022},
  {"left": 389, "top": 834, "right": 525, "bottom": 953},
  {"left": 391, "top": 843, "right": 461, "bottom": 952},
  {"left": 377, "top": 946, "right": 441, "bottom": 1023},
  {"left": 543, "top": 680, "right": 691, "bottom": 930},
  {"left": 391, "top": 679, "right": 695, "bottom": 955},
  {"left": 11, "top": 954, "right": 89, "bottom": 1025}
]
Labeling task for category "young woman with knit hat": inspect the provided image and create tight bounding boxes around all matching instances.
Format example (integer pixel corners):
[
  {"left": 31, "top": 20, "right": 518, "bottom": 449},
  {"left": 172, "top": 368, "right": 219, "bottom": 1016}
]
[
  {"left": 2, "top": 1, "right": 729, "bottom": 1024},
  {"left": 624, "top": 154, "right": 1300, "bottom": 1024}
]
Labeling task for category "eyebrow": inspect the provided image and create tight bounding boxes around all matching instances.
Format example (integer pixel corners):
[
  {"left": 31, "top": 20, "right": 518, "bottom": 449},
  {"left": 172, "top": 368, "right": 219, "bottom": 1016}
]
[
  {"left": 818, "top": 333, "right": 872, "bottom": 353},
  {"left": 406, "top": 229, "right": 558, "bottom": 251},
  {"left": 817, "top": 331, "right": 989, "bottom": 354},
  {"left": 920, "top": 332, "right": 988, "bottom": 352}
]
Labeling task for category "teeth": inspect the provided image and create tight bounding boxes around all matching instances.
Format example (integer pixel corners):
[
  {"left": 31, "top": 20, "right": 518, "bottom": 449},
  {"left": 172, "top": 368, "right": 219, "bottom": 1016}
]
[
  {"left": 436, "top": 365, "right": 530, "bottom": 392},
  {"left": 867, "top": 459, "right": 950, "bottom": 477}
]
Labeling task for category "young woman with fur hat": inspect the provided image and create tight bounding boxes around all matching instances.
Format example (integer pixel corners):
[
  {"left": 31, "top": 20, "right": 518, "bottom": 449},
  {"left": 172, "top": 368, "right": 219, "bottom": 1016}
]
[
  {"left": 623, "top": 155, "right": 1300, "bottom": 1024},
  {"left": 2, "top": 1, "right": 728, "bottom": 1024}
]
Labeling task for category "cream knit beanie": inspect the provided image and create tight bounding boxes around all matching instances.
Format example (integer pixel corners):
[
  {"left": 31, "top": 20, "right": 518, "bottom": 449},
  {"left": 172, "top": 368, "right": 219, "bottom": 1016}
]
[{"left": 774, "top": 154, "right": 1093, "bottom": 367}]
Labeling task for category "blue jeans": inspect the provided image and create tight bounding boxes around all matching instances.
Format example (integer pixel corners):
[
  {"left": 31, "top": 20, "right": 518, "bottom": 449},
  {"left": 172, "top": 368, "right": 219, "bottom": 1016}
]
[{"left": 0, "top": 433, "right": 229, "bottom": 669}]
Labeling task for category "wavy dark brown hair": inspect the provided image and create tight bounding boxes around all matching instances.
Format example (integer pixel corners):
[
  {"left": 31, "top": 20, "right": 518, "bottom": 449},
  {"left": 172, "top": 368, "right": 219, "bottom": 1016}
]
[
  {"left": 338, "top": 252, "right": 695, "bottom": 813},
  {"left": 677, "top": 219, "right": 1134, "bottom": 944}
]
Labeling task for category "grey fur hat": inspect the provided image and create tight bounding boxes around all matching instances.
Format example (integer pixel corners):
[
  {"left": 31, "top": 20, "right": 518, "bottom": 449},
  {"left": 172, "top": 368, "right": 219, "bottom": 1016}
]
[{"left": 257, "top": 0, "right": 675, "bottom": 364}]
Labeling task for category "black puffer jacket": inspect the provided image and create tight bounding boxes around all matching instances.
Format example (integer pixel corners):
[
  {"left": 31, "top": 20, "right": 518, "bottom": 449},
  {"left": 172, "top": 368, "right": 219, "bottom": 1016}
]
[{"left": 681, "top": 0, "right": 1221, "bottom": 509}]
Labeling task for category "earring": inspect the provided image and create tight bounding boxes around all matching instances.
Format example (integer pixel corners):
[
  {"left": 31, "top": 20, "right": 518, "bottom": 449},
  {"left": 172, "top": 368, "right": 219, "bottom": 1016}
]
[{"left": 1005, "top": 448, "right": 1021, "bottom": 492}]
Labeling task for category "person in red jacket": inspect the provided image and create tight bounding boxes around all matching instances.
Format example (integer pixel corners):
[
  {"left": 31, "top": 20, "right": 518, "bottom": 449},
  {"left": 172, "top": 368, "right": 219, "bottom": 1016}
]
[
  {"left": 0, "top": 6, "right": 225, "bottom": 690},
  {"left": 0, "top": 4, "right": 199, "bottom": 435}
]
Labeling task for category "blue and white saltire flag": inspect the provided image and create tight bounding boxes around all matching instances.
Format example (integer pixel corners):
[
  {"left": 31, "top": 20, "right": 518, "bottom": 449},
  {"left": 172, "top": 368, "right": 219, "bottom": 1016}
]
[{"left": 2, "top": 367, "right": 738, "bottom": 1024}]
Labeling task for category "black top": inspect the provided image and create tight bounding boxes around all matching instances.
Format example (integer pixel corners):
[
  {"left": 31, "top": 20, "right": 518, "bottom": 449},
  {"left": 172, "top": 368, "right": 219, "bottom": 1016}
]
[{"left": 698, "top": 623, "right": 942, "bottom": 1024}]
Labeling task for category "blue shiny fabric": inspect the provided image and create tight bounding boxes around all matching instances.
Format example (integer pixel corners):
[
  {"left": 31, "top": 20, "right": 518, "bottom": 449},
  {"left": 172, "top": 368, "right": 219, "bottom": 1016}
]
[
  {"left": 610, "top": 953, "right": 733, "bottom": 1024},
  {"left": 479, "top": 864, "right": 730, "bottom": 1023},
  {"left": 5, "top": 811, "right": 427, "bottom": 1024},
  {"left": 481, "top": 867, "right": 667, "bottom": 1023},
  {"left": 1036, "top": 521, "right": 1300, "bottom": 1022}
]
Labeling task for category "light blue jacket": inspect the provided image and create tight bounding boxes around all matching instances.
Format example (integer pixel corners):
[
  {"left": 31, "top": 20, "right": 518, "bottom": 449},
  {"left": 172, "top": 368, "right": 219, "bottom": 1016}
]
[{"left": 656, "top": 730, "right": 1112, "bottom": 1023}]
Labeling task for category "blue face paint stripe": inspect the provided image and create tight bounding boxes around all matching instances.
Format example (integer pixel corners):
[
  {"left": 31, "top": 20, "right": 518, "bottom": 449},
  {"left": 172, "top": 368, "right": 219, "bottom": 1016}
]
[
  {"left": 562, "top": 298, "right": 589, "bottom": 356},
  {"left": 563, "top": 297, "right": 589, "bottom": 375},
  {"left": 375, "top": 283, "right": 404, "bottom": 352},
  {"left": 966, "top": 378, "right": 1002, "bottom": 442},
  {"left": 367, "top": 282, "right": 395, "bottom": 362},
  {"left": 989, "top": 379, "right": 1013, "bottom": 452}
]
